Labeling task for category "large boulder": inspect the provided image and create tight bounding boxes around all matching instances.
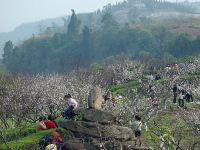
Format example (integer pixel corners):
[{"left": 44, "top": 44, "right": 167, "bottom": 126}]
[
  {"left": 61, "top": 120, "right": 134, "bottom": 141},
  {"left": 123, "top": 145, "right": 151, "bottom": 150},
  {"left": 74, "top": 108, "right": 117, "bottom": 124},
  {"left": 62, "top": 140, "right": 150, "bottom": 150},
  {"left": 62, "top": 139, "right": 84, "bottom": 150},
  {"left": 88, "top": 87, "right": 103, "bottom": 110},
  {"left": 63, "top": 140, "right": 122, "bottom": 150}
]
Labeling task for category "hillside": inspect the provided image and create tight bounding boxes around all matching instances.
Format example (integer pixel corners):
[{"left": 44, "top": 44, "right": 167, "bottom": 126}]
[
  {"left": 0, "top": 17, "right": 65, "bottom": 56},
  {"left": 1, "top": 0, "right": 200, "bottom": 56},
  {"left": 2, "top": 0, "right": 200, "bottom": 74},
  {"left": 0, "top": 56, "right": 200, "bottom": 149}
]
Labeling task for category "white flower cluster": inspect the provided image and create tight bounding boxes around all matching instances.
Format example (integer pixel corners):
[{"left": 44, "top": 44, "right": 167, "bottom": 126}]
[{"left": 0, "top": 59, "right": 145, "bottom": 125}]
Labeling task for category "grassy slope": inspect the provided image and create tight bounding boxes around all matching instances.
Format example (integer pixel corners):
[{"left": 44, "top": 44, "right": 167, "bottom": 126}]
[
  {"left": 0, "top": 129, "right": 55, "bottom": 150},
  {"left": 110, "top": 80, "right": 140, "bottom": 96},
  {"left": 0, "top": 118, "right": 66, "bottom": 150},
  {"left": 111, "top": 76, "right": 200, "bottom": 149},
  {"left": 0, "top": 125, "right": 36, "bottom": 144}
]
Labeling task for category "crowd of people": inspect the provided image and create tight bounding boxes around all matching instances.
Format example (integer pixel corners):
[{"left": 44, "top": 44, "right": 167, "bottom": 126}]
[
  {"left": 36, "top": 94, "right": 78, "bottom": 150},
  {"left": 172, "top": 84, "right": 193, "bottom": 108},
  {"left": 36, "top": 115, "right": 61, "bottom": 150}
]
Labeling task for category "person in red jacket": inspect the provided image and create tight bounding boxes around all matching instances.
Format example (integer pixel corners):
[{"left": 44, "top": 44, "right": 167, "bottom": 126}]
[
  {"left": 44, "top": 115, "right": 57, "bottom": 129},
  {"left": 51, "top": 129, "right": 63, "bottom": 144}
]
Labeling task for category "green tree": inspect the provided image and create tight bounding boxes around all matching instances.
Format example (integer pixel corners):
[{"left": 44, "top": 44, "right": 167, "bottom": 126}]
[
  {"left": 67, "top": 9, "right": 81, "bottom": 39},
  {"left": 163, "top": 52, "right": 177, "bottom": 66},
  {"left": 138, "top": 51, "right": 151, "bottom": 63},
  {"left": 79, "top": 26, "right": 93, "bottom": 67},
  {"left": 2, "top": 40, "right": 14, "bottom": 64},
  {"left": 169, "top": 33, "right": 192, "bottom": 57},
  {"left": 99, "top": 13, "right": 120, "bottom": 56},
  {"left": 193, "top": 35, "right": 200, "bottom": 55},
  {"left": 151, "top": 26, "right": 171, "bottom": 55},
  {"left": 101, "top": 12, "right": 119, "bottom": 30}
]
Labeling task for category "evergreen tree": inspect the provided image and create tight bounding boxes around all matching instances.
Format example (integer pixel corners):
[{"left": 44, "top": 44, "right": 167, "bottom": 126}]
[
  {"left": 67, "top": 9, "right": 81, "bottom": 39},
  {"left": 101, "top": 12, "right": 119, "bottom": 30},
  {"left": 2, "top": 40, "right": 14, "bottom": 64},
  {"left": 80, "top": 26, "right": 93, "bottom": 67}
]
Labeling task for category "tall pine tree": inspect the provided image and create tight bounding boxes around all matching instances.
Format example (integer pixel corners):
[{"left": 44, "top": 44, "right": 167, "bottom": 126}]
[{"left": 67, "top": 9, "right": 81, "bottom": 40}]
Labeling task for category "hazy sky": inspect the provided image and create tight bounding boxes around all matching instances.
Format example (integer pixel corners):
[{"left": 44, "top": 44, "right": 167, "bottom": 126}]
[
  {"left": 0, "top": 0, "right": 198, "bottom": 33},
  {"left": 0, "top": 0, "right": 126, "bottom": 33}
]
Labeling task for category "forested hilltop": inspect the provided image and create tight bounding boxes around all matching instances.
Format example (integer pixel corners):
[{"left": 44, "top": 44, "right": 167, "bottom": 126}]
[
  {"left": 2, "top": 0, "right": 200, "bottom": 74},
  {"left": 0, "top": 0, "right": 196, "bottom": 46}
]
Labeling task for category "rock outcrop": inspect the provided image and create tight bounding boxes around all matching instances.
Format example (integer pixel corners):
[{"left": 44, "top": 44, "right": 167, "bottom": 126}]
[
  {"left": 61, "top": 120, "right": 134, "bottom": 141},
  {"left": 61, "top": 109, "right": 150, "bottom": 150},
  {"left": 60, "top": 87, "right": 150, "bottom": 150},
  {"left": 74, "top": 108, "right": 117, "bottom": 124},
  {"left": 88, "top": 87, "right": 103, "bottom": 110}
]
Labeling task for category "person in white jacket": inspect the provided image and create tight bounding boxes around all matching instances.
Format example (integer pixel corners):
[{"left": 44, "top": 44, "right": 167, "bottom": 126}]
[{"left": 64, "top": 94, "right": 78, "bottom": 120}]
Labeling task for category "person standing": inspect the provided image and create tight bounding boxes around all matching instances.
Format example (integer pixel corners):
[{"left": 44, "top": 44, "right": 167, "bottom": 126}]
[
  {"left": 132, "top": 115, "right": 142, "bottom": 147},
  {"left": 64, "top": 94, "right": 78, "bottom": 120},
  {"left": 185, "top": 90, "right": 193, "bottom": 103},
  {"left": 172, "top": 84, "right": 178, "bottom": 103},
  {"left": 149, "top": 85, "right": 156, "bottom": 99},
  {"left": 178, "top": 91, "right": 185, "bottom": 107}
]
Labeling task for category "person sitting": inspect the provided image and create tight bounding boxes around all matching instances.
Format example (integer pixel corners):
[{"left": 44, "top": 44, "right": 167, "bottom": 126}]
[
  {"left": 64, "top": 94, "right": 78, "bottom": 120},
  {"left": 51, "top": 130, "right": 63, "bottom": 143},
  {"left": 44, "top": 115, "right": 57, "bottom": 129},
  {"left": 36, "top": 116, "right": 47, "bottom": 132},
  {"left": 52, "top": 114, "right": 58, "bottom": 128},
  {"left": 132, "top": 115, "right": 142, "bottom": 147},
  {"left": 45, "top": 137, "right": 57, "bottom": 150}
]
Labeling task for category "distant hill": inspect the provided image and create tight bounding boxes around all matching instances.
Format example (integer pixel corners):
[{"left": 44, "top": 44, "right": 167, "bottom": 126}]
[
  {"left": 0, "top": 17, "right": 64, "bottom": 56},
  {"left": 1, "top": 0, "right": 200, "bottom": 57}
]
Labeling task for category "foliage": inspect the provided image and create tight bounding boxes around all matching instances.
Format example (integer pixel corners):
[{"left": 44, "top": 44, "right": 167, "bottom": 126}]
[
  {"left": 0, "top": 129, "right": 55, "bottom": 150},
  {"left": 0, "top": 125, "right": 35, "bottom": 143},
  {"left": 2, "top": 10, "right": 200, "bottom": 74},
  {"left": 74, "top": 113, "right": 84, "bottom": 121},
  {"left": 0, "top": 49, "right": 200, "bottom": 149}
]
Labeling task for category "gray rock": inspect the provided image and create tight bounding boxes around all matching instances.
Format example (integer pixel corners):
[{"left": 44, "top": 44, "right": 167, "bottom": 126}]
[
  {"left": 62, "top": 139, "right": 84, "bottom": 150},
  {"left": 61, "top": 120, "right": 134, "bottom": 141},
  {"left": 123, "top": 144, "right": 151, "bottom": 150},
  {"left": 88, "top": 87, "right": 103, "bottom": 110},
  {"left": 74, "top": 108, "right": 117, "bottom": 124}
]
